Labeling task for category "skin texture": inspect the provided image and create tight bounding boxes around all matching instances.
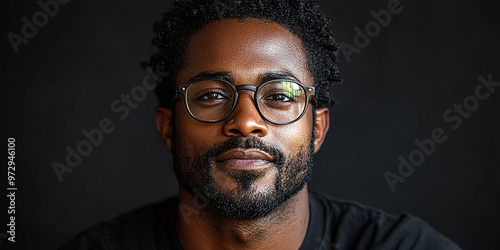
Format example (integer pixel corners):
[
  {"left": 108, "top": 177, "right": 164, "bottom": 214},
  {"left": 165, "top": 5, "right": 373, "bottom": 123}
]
[{"left": 156, "top": 18, "right": 330, "bottom": 250}]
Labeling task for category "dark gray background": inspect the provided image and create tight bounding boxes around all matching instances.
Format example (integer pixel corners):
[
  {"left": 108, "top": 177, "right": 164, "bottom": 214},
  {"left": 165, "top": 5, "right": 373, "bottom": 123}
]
[{"left": 1, "top": 0, "right": 499, "bottom": 249}]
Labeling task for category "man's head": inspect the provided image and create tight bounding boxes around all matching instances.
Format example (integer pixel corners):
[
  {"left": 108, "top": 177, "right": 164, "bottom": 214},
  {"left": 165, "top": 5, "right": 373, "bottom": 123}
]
[{"left": 151, "top": 0, "right": 339, "bottom": 220}]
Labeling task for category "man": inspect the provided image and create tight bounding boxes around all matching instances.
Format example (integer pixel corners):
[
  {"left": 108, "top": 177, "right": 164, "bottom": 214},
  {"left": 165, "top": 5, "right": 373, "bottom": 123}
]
[{"left": 61, "top": 0, "right": 460, "bottom": 249}]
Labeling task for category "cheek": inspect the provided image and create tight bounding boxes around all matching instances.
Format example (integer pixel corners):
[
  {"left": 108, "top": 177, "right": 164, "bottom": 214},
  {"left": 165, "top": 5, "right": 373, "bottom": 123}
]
[
  {"left": 269, "top": 111, "right": 314, "bottom": 153},
  {"left": 173, "top": 105, "right": 222, "bottom": 151},
  {"left": 173, "top": 106, "right": 196, "bottom": 150}
]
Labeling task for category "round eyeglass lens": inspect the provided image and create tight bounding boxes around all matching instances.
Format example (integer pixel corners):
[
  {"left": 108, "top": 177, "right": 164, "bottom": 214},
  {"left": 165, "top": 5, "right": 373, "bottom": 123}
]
[
  {"left": 186, "top": 80, "right": 235, "bottom": 122},
  {"left": 257, "top": 80, "right": 307, "bottom": 124}
]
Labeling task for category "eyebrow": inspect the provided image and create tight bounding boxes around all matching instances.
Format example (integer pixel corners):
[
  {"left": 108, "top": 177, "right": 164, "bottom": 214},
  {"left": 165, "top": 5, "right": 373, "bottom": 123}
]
[
  {"left": 188, "top": 71, "right": 234, "bottom": 83},
  {"left": 259, "top": 72, "right": 300, "bottom": 83},
  {"left": 187, "top": 71, "right": 301, "bottom": 84}
]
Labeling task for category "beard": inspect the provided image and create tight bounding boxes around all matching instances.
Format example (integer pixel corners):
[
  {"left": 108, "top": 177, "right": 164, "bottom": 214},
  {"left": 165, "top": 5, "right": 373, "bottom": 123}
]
[{"left": 172, "top": 134, "right": 315, "bottom": 220}]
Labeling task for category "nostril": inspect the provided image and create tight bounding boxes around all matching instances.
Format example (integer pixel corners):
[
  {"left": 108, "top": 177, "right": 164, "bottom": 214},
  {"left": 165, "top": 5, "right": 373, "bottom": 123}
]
[
  {"left": 227, "top": 126, "right": 265, "bottom": 137},
  {"left": 223, "top": 115, "right": 268, "bottom": 137},
  {"left": 229, "top": 128, "right": 240, "bottom": 135}
]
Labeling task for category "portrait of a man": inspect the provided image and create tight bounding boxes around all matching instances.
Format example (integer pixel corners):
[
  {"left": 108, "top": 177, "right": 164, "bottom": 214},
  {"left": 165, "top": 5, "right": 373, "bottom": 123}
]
[
  {"left": 2, "top": 0, "right": 499, "bottom": 249},
  {"left": 57, "top": 0, "right": 460, "bottom": 249}
]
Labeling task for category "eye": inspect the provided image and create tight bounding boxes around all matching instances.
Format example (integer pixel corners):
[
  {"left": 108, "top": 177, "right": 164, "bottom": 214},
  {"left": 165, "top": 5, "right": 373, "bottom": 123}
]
[
  {"left": 188, "top": 80, "right": 234, "bottom": 107},
  {"left": 266, "top": 93, "right": 293, "bottom": 102},
  {"left": 200, "top": 92, "right": 227, "bottom": 100},
  {"left": 192, "top": 89, "right": 232, "bottom": 106},
  {"left": 260, "top": 81, "right": 303, "bottom": 104}
]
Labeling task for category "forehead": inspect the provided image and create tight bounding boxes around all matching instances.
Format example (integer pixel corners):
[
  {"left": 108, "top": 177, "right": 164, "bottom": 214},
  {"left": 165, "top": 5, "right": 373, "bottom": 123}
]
[{"left": 176, "top": 18, "right": 312, "bottom": 85}]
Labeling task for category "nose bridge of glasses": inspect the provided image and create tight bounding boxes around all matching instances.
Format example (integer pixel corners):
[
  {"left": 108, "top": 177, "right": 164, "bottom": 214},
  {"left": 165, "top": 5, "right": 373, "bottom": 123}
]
[
  {"left": 233, "top": 84, "right": 258, "bottom": 105},
  {"left": 235, "top": 84, "right": 257, "bottom": 93},
  {"left": 232, "top": 84, "right": 258, "bottom": 110}
]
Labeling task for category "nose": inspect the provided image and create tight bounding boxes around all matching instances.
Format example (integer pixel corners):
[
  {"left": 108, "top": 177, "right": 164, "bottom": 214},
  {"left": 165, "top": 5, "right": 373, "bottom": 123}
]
[{"left": 223, "top": 91, "right": 268, "bottom": 137}]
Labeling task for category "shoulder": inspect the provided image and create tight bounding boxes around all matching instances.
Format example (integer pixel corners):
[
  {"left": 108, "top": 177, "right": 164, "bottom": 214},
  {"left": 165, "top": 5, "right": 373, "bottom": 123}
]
[
  {"left": 58, "top": 196, "right": 178, "bottom": 250},
  {"left": 308, "top": 192, "right": 461, "bottom": 249}
]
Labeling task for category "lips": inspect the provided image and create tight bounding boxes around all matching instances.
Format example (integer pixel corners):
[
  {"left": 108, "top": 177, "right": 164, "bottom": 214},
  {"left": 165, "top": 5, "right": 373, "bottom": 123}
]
[{"left": 215, "top": 148, "right": 274, "bottom": 170}]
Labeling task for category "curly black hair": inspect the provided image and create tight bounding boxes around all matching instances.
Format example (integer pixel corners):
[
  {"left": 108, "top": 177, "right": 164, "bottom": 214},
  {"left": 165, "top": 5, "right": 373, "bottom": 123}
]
[{"left": 146, "top": 0, "right": 341, "bottom": 108}]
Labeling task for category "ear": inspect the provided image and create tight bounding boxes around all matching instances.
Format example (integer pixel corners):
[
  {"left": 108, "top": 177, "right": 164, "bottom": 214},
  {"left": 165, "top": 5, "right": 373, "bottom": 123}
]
[
  {"left": 156, "top": 107, "right": 174, "bottom": 152},
  {"left": 313, "top": 107, "right": 330, "bottom": 153}
]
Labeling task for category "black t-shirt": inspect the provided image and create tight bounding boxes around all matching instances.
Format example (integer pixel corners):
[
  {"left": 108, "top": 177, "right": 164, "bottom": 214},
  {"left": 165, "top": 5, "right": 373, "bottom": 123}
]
[{"left": 60, "top": 192, "right": 461, "bottom": 249}]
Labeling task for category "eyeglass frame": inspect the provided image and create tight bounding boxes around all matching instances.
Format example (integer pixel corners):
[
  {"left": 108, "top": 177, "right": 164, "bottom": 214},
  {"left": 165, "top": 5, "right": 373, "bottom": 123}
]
[{"left": 171, "top": 78, "right": 317, "bottom": 125}]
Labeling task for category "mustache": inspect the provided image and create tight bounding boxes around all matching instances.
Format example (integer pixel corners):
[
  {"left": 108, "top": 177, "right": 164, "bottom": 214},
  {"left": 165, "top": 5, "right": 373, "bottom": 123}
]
[{"left": 203, "top": 137, "right": 285, "bottom": 166}]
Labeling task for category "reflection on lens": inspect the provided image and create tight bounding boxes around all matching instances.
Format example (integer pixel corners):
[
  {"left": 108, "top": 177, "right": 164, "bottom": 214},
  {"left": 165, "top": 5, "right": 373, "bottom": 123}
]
[{"left": 258, "top": 81, "right": 306, "bottom": 124}]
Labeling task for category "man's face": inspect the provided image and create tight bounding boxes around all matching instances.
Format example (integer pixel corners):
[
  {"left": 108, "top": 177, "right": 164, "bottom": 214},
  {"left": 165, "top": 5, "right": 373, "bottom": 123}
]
[{"left": 165, "top": 19, "right": 321, "bottom": 219}]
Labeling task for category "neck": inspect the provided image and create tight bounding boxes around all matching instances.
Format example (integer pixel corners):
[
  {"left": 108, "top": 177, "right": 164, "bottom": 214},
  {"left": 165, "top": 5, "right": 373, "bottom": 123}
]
[{"left": 176, "top": 186, "right": 310, "bottom": 250}]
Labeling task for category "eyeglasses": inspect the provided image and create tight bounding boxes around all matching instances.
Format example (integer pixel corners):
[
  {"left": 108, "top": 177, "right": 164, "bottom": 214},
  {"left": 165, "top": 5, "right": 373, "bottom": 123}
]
[{"left": 172, "top": 78, "right": 317, "bottom": 125}]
